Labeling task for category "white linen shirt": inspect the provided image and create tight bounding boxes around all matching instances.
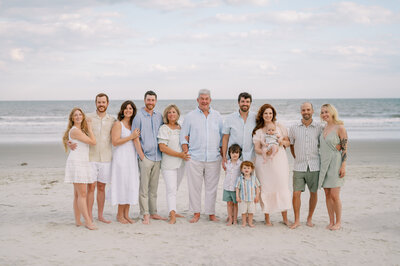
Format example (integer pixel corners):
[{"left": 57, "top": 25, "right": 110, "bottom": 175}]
[
  {"left": 222, "top": 111, "right": 256, "bottom": 161},
  {"left": 223, "top": 159, "right": 242, "bottom": 191},
  {"left": 289, "top": 120, "right": 323, "bottom": 172},
  {"left": 180, "top": 107, "right": 223, "bottom": 162},
  {"left": 157, "top": 124, "right": 183, "bottom": 170}
]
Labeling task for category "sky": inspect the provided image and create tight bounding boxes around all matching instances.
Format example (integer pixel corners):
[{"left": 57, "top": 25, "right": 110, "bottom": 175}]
[{"left": 0, "top": 0, "right": 399, "bottom": 100}]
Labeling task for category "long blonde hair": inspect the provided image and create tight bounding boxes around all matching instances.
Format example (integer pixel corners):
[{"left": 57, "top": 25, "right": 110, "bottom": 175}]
[
  {"left": 62, "top": 107, "right": 89, "bottom": 152},
  {"left": 320, "top": 104, "right": 343, "bottom": 125}
]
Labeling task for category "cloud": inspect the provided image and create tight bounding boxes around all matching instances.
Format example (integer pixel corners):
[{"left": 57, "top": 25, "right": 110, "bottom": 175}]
[
  {"left": 10, "top": 48, "right": 25, "bottom": 61},
  {"left": 223, "top": 0, "right": 270, "bottom": 6},
  {"left": 211, "top": 2, "right": 399, "bottom": 25},
  {"left": 333, "top": 2, "right": 397, "bottom": 25}
]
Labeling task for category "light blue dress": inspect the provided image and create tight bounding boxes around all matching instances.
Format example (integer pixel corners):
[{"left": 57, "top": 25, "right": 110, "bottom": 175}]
[{"left": 319, "top": 130, "right": 344, "bottom": 188}]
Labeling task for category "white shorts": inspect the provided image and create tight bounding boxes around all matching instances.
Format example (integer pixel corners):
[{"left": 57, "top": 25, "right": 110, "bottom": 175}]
[
  {"left": 239, "top": 201, "right": 256, "bottom": 214},
  {"left": 90, "top": 162, "right": 111, "bottom": 184}
]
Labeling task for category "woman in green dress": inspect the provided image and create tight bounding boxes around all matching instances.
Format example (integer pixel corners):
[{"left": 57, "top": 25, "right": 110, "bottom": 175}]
[{"left": 319, "top": 104, "right": 348, "bottom": 231}]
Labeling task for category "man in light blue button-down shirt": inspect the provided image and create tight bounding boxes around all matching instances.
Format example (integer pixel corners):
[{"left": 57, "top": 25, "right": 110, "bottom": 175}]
[
  {"left": 222, "top": 92, "right": 256, "bottom": 170},
  {"left": 133, "top": 90, "right": 165, "bottom": 224},
  {"left": 180, "top": 89, "right": 223, "bottom": 223}
]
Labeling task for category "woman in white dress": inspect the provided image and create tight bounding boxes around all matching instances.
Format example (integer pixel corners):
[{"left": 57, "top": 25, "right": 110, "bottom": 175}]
[
  {"left": 252, "top": 104, "right": 291, "bottom": 226},
  {"left": 63, "top": 107, "right": 97, "bottom": 230},
  {"left": 157, "top": 105, "right": 190, "bottom": 224},
  {"left": 110, "top": 100, "right": 143, "bottom": 224}
]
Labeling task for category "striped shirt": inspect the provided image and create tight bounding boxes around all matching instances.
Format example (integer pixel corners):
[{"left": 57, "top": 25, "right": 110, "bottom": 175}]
[
  {"left": 236, "top": 174, "right": 260, "bottom": 202},
  {"left": 289, "top": 120, "right": 323, "bottom": 172}
]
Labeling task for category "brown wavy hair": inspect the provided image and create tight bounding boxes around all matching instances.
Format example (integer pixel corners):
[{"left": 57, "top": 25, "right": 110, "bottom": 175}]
[
  {"left": 117, "top": 100, "right": 137, "bottom": 126},
  {"left": 62, "top": 107, "right": 89, "bottom": 152},
  {"left": 252, "top": 104, "right": 277, "bottom": 136}
]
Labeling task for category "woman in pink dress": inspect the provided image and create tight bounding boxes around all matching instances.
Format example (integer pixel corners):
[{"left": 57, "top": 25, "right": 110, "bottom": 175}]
[{"left": 252, "top": 104, "right": 291, "bottom": 226}]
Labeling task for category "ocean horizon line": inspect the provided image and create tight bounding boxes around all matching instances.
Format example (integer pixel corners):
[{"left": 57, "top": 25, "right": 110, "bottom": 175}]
[{"left": 0, "top": 97, "right": 399, "bottom": 102}]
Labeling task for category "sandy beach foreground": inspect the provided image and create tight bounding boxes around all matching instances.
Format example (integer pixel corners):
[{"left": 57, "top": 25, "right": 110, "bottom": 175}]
[{"left": 1, "top": 140, "right": 399, "bottom": 265}]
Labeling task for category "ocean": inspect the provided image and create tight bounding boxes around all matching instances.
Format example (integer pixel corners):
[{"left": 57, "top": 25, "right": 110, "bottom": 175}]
[{"left": 0, "top": 98, "right": 399, "bottom": 143}]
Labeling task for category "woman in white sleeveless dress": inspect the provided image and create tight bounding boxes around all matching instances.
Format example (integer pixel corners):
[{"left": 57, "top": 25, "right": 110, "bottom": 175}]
[
  {"left": 110, "top": 100, "right": 143, "bottom": 224},
  {"left": 63, "top": 107, "right": 97, "bottom": 230}
]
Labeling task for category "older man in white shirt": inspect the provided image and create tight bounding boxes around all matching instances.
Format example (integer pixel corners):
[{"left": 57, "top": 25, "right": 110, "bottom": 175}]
[{"left": 180, "top": 89, "right": 223, "bottom": 223}]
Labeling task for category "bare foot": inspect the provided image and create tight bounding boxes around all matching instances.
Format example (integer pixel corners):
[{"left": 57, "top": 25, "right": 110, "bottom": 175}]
[
  {"left": 265, "top": 222, "right": 273, "bottom": 226},
  {"left": 233, "top": 220, "right": 238, "bottom": 225},
  {"left": 150, "top": 214, "right": 167, "bottom": 220},
  {"left": 117, "top": 215, "right": 128, "bottom": 224},
  {"left": 169, "top": 211, "right": 176, "bottom": 224},
  {"left": 226, "top": 218, "right": 233, "bottom": 226},
  {"left": 189, "top": 213, "right": 200, "bottom": 223},
  {"left": 290, "top": 222, "right": 300, "bottom": 229},
  {"left": 282, "top": 220, "right": 291, "bottom": 227},
  {"left": 98, "top": 216, "right": 112, "bottom": 224},
  {"left": 125, "top": 216, "right": 136, "bottom": 224},
  {"left": 85, "top": 223, "right": 98, "bottom": 230},
  {"left": 175, "top": 213, "right": 185, "bottom": 218},
  {"left": 306, "top": 219, "right": 314, "bottom": 227},
  {"left": 75, "top": 221, "right": 83, "bottom": 227},
  {"left": 326, "top": 224, "right": 334, "bottom": 230},
  {"left": 169, "top": 216, "right": 176, "bottom": 224},
  {"left": 249, "top": 223, "right": 255, "bottom": 228},
  {"left": 330, "top": 223, "right": 341, "bottom": 230},
  {"left": 242, "top": 223, "right": 246, "bottom": 227},
  {"left": 209, "top": 215, "right": 219, "bottom": 222},
  {"left": 142, "top": 214, "right": 150, "bottom": 225}
]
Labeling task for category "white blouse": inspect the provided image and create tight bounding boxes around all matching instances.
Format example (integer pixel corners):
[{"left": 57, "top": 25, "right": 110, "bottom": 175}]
[{"left": 157, "top": 124, "right": 183, "bottom": 170}]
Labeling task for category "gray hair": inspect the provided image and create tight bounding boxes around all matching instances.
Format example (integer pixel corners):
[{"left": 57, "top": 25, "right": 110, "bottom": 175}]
[{"left": 198, "top": 89, "right": 211, "bottom": 98}]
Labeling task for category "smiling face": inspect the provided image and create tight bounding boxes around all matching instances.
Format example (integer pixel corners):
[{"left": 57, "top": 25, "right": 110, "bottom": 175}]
[
  {"left": 229, "top": 151, "right": 240, "bottom": 161},
  {"left": 241, "top": 165, "right": 253, "bottom": 176},
  {"left": 96, "top": 96, "right": 109, "bottom": 113},
  {"left": 197, "top": 94, "right": 211, "bottom": 112},
  {"left": 144, "top": 95, "right": 157, "bottom": 111},
  {"left": 301, "top": 103, "right": 313, "bottom": 121},
  {"left": 123, "top": 104, "right": 134, "bottom": 118},
  {"left": 263, "top": 108, "right": 274, "bottom": 123},
  {"left": 320, "top": 106, "right": 331, "bottom": 122},
  {"left": 72, "top": 109, "right": 83, "bottom": 124},
  {"left": 238, "top": 97, "right": 251, "bottom": 113},
  {"left": 167, "top": 107, "right": 178, "bottom": 124}
]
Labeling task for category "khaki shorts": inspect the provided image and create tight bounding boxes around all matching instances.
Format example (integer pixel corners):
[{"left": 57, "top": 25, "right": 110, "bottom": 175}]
[
  {"left": 293, "top": 167, "right": 319, "bottom": 193},
  {"left": 239, "top": 201, "right": 256, "bottom": 214}
]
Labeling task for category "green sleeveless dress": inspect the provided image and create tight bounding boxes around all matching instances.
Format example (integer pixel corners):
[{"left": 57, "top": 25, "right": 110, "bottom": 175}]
[{"left": 319, "top": 130, "right": 344, "bottom": 188}]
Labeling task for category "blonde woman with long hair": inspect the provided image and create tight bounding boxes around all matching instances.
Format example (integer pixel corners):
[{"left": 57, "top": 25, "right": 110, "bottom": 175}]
[
  {"left": 63, "top": 107, "right": 97, "bottom": 230},
  {"left": 319, "top": 104, "right": 348, "bottom": 231}
]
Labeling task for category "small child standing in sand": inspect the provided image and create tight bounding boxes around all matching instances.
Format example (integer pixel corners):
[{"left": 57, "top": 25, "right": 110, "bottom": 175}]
[
  {"left": 261, "top": 122, "right": 281, "bottom": 162},
  {"left": 223, "top": 144, "right": 242, "bottom": 226},
  {"left": 236, "top": 161, "right": 260, "bottom": 227}
]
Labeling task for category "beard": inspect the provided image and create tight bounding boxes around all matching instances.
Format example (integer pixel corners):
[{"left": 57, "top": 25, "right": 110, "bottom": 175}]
[
  {"left": 97, "top": 106, "right": 107, "bottom": 113},
  {"left": 240, "top": 105, "right": 249, "bottom": 112},
  {"left": 302, "top": 114, "right": 311, "bottom": 120},
  {"left": 145, "top": 104, "right": 155, "bottom": 110}
]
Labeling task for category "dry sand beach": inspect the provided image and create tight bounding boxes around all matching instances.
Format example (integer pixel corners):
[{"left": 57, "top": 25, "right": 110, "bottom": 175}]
[{"left": 1, "top": 140, "right": 399, "bottom": 265}]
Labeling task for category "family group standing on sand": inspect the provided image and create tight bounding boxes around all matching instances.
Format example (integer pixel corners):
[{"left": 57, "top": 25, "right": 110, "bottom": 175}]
[{"left": 62, "top": 90, "right": 348, "bottom": 231}]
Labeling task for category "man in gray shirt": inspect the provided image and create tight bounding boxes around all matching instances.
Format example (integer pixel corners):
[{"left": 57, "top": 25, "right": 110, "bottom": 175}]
[{"left": 289, "top": 102, "right": 323, "bottom": 229}]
